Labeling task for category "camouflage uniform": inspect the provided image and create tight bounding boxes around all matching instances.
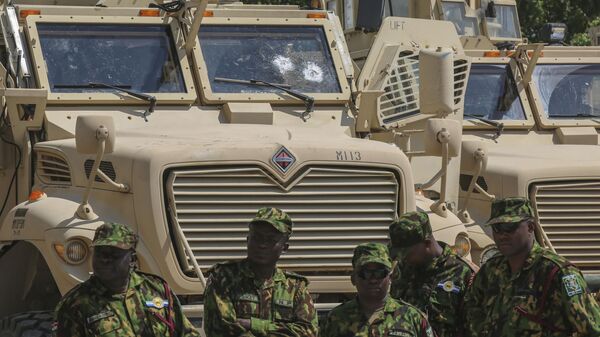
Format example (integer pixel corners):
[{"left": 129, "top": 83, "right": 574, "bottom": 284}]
[
  {"left": 320, "top": 243, "right": 435, "bottom": 337},
  {"left": 389, "top": 211, "right": 476, "bottom": 337},
  {"left": 203, "top": 208, "right": 318, "bottom": 337},
  {"left": 464, "top": 198, "right": 600, "bottom": 336},
  {"left": 53, "top": 222, "right": 200, "bottom": 337}
]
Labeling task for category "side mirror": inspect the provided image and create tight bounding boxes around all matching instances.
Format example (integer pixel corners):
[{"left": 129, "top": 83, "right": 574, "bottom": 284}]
[
  {"left": 485, "top": 0, "right": 497, "bottom": 18},
  {"left": 75, "top": 115, "right": 115, "bottom": 155},
  {"left": 419, "top": 48, "right": 454, "bottom": 115},
  {"left": 424, "top": 118, "right": 461, "bottom": 158},
  {"left": 461, "top": 141, "right": 488, "bottom": 172},
  {"left": 356, "top": 0, "right": 385, "bottom": 32},
  {"left": 75, "top": 115, "right": 116, "bottom": 220}
]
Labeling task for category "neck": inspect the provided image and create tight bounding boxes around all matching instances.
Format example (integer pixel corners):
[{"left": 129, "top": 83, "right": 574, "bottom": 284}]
[
  {"left": 359, "top": 295, "right": 386, "bottom": 317},
  {"left": 432, "top": 241, "right": 443, "bottom": 258},
  {"left": 100, "top": 275, "right": 130, "bottom": 295},
  {"left": 248, "top": 260, "right": 276, "bottom": 280},
  {"left": 507, "top": 240, "right": 534, "bottom": 274}
]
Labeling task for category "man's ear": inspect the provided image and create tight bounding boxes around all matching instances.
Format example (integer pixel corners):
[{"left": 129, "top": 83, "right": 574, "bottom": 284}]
[
  {"left": 526, "top": 220, "right": 536, "bottom": 233},
  {"left": 350, "top": 272, "right": 356, "bottom": 286},
  {"left": 129, "top": 251, "right": 137, "bottom": 266},
  {"left": 282, "top": 243, "right": 290, "bottom": 253}
]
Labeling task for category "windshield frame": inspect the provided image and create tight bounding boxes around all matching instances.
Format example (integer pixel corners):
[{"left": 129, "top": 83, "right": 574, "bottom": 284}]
[
  {"left": 481, "top": 0, "right": 522, "bottom": 43},
  {"left": 192, "top": 17, "right": 351, "bottom": 104},
  {"left": 25, "top": 15, "right": 197, "bottom": 105},
  {"left": 462, "top": 57, "right": 535, "bottom": 129},
  {"left": 529, "top": 58, "right": 600, "bottom": 129}
]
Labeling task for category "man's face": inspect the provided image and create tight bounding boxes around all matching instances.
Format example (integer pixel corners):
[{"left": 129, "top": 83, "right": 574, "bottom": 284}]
[
  {"left": 247, "top": 222, "right": 288, "bottom": 267},
  {"left": 390, "top": 239, "right": 431, "bottom": 268},
  {"left": 92, "top": 246, "right": 133, "bottom": 287},
  {"left": 352, "top": 262, "right": 391, "bottom": 302},
  {"left": 492, "top": 219, "right": 534, "bottom": 258}
]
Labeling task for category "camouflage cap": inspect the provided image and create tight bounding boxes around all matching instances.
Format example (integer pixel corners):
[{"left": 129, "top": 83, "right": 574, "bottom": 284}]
[
  {"left": 92, "top": 222, "right": 138, "bottom": 250},
  {"left": 249, "top": 207, "right": 293, "bottom": 234},
  {"left": 485, "top": 197, "right": 534, "bottom": 226},
  {"left": 352, "top": 242, "right": 392, "bottom": 270},
  {"left": 388, "top": 211, "right": 432, "bottom": 249}
]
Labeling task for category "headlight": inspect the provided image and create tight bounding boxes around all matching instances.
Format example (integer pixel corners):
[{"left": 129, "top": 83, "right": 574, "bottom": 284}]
[
  {"left": 479, "top": 245, "right": 499, "bottom": 265},
  {"left": 54, "top": 239, "right": 89, "bottom": 265},
  {"left": 451, "top": 234, "right": 471, "bottom": 257}
]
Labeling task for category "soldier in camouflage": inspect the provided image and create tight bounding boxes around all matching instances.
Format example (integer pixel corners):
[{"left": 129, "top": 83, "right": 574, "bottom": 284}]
[
  {"left": 464, "top": 197, "right": 600, "bottom": 336},
  {"left": 53, "top": 222, "right": 200, "bottom": 337},
  {"left": 388, "top": 211, "right": 477, "bottom": 337},
  {"left": 203, "top": 207, "right": 318, "bottom": 337},
  {"left": 320, "top": 242, "right": 435, "bottom": 337}
]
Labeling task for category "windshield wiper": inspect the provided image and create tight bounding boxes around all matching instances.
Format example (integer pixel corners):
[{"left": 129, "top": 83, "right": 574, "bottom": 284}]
[
  {"left": 88, "top": 82, "right": 156, "bottom": 122},
  {"left": 464, "top": 113, "right": 505, "bottom": 138},
  {"left": 549, "top": 113, "right": 600, "bottom": 118},
  {"left": 214, "top": 77, "right": 315, "bottom": 121}
]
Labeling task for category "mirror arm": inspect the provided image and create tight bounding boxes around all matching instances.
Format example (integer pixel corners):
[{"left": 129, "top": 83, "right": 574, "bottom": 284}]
[
  {"left": 95, "top": 169, "right": 129, "bottom": 192},
  {"left": 76, "top": 126, "right": 109, "bottom": 220},
  {"left": 430, "top": 141, "right": 449, "bottom": 217},
  {"left": 458, "top": 157, "right": 484, "bottom": 224}
]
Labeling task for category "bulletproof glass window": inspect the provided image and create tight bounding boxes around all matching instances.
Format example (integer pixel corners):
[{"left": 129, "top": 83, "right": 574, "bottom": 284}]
[
  {"left": 485, "top": 4, "right": 520, "bottom": 39},
  {"left": 199, "top": 25, "right": 342, "bottom": 94},
  {"left": 464, "top": 64, "right": 526, "bottom": 120},
  {"left": 37, "top": 23, "right": 187, "bottom": 93},
  {"left": 533, "top": 64, "right": 600, "bottom": 119},
  {"left": 441, "top": 1, "right": 480, "bottom": 36}
]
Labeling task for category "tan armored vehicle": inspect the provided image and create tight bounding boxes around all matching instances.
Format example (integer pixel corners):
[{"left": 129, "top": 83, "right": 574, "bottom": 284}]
[
  {"left": 590, "top": 25, "right": 600, "bottom": 46},
  {"left": 331, "top": 0, "right": 600, "bottom": 285},
  {"left": 0, "top": 0, "right": 474, "bottom": 334}
]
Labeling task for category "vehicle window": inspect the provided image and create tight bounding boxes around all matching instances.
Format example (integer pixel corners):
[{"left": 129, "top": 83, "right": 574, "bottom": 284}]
[
  {"left": 485, "top": 4, "right": 520, "bottom": 39},
  {"left": 37, "top": 23, "right": 187, "bottom": 93},
  {"left": 199, "top": 25, "right": 341, "bottom": 94},
  {"left": 464, "top": 64, "right": 526, "bottom": 120},
  {"left": 533, "top": 64, "right": 600, "bottom": 119},
  {"left": 441, "top": 1, "right": 480, "bottom": 36},
  {"left": 385, "top": 0, "right": 409, "bottom": 17}
]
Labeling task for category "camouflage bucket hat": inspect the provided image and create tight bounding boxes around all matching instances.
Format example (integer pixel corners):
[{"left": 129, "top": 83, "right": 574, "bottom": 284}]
[
  {"left": 92, "top": 222, "right": 138, "bottom": 250},
  {"left": 388, "top": 211, "right": 432, "bottom": 250},
  {"left": 485, "top": 197, "right": 534, "bottom": 226},
  {"left": 249, "top": 207, "right": 293, "bottom": 235},
  {"left": 352, "top": 242, "right": 392, "bottom": 270}
]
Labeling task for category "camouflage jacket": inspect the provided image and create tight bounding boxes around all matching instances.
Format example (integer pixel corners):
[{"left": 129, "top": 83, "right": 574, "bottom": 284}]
[
  {"left": 203, "top": 259, "right": 318, "bottom": 337},
  {"left": 319, "top": 295, "right": 435, "bottom": 337},
  {"left": 53, "top": 271, "right": 200, "bottom": 337},
  {"left": 390, "top": 243, "right": 476, "bottom": 337},
  {"left": 464, "top": 243, "right": 600, "bottom": 337}
]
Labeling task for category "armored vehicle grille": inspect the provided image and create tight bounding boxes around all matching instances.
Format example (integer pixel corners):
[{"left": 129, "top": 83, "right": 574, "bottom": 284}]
[
  {"left": 380, "top": 51, "right": 469, "bottom": 124},
  {"left": 165, "top": 166, "right": 400, "bottom": 275},
  {"left": 36, "top": 152, "right": 71, "bottom": 185},
  {"left": 531, "top": 180, "right": 600, "bottom": 273}
]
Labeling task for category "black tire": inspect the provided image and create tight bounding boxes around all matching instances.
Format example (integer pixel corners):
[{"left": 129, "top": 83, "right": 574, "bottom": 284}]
[{"left": 0, "top": 311, "right": 53, "bottom": 337}]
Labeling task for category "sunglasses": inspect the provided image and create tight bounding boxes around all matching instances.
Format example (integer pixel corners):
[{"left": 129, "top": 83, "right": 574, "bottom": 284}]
[
  {"left": 357, "top": 268, "right": 390, "bottom": 280},
  {"left": 491, "top": 222, "right": 520, "bottom": 234}
]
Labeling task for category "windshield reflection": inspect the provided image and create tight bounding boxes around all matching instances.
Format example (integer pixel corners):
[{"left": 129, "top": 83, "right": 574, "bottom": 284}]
[
  {"left": 533, "top": 64, "right": 600, "bottom": 119},
  {"left": 464, "top": 64, "right": 526, "bottom": 120},
  {"left": 199, "top": 25, "right": 341, "bottom": 94}
]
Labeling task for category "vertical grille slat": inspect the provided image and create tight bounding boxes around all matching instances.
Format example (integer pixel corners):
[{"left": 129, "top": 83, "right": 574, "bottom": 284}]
[
  {"left": 165, "top": 166, "right": 400, "bottom": 274},
  {"left": 531, "top": 180, "right": 600, "bottom": 272}
]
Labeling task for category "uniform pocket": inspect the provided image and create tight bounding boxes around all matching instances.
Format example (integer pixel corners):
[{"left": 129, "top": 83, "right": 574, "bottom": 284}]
[
  {"left": 273, "top": 298, "right": 294, "bottom": 322},
  {"left": 234, "top": 293, "right": 259, "bottom": 319}
]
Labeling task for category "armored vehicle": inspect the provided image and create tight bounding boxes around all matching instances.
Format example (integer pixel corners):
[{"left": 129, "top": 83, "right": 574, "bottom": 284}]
[
  {"left": 590, "top": 25, "right": 600, "bottom": 46},
  {"left": 330, "top": 0, "right": 600, "bottom": 280},
  {"left": 0, "top": 0, "right": 473, "bottom": 334}
]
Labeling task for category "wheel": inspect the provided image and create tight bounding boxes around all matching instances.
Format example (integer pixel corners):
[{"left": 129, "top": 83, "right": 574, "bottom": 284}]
[{"left": 0, "top": 311, "right": 53, "bottom": 337}]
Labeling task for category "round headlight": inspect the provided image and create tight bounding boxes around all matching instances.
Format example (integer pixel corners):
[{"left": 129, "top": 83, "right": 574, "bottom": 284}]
[
  {"left": 479, "top": 245, "right": 499, "bottom": 265},
  {"left": 65, "top": 239, "right": 88, "bottom": 265},
  {"left": 451, "top": 234, "right": 471, "bottom": 257}
]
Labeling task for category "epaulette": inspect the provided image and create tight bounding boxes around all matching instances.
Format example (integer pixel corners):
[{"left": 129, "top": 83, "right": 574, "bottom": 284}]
[
  {"left": 540, "top": 249, "right": 574, "bottom": 269},
  {"left": 283, "top": 270, "right": 309, "bottom": 283}
]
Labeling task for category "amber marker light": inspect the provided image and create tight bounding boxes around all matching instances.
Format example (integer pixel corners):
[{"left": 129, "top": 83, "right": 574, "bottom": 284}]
[
  {"left": 139, "top": 9, "right": 161, "bottom": 16},
  {"left": 307, "top": 13, "right": 327, "bottom": 19},
  {"left": 203, "top": 10, "right": 214, "bottom": 17},
  {"left": 19, "top": 9, "right": 41, "bottom": 19},
  {"left": 28, "top": 190, "right": 46, "bottom": 202}
]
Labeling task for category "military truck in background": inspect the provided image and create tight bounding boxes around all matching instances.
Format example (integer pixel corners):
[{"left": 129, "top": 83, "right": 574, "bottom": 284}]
[
  {"left": 331, "top": 0, "right": 600, "bottom": 281},
  {"left": 590, "top": 25, "right": 600, "bottom": 46},
  {"left": 0, "top": 0, "right": 475, "bottom": 334}
]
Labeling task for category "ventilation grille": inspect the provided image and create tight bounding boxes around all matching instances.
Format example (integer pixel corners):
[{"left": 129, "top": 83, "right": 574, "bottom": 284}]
[
  {"left": 165, "top": 166, "right": 400, "bottom": 275},
  {"left": 379, "top": 51, "right": 470, "bottom": 124},
  {"left": 530, "top": 180, "right": 600, "bottom": 273},
  {"left": 84, "top": 160, "right": 116, "bottom": 183},
  {"left": 37, "top": 152, "right": 71, "bottom": 185}
]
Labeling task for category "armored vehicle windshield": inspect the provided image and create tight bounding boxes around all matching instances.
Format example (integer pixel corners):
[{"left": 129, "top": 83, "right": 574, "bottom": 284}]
[
  {"left": 198, "top": 25, "right": 342, "bottom": 95},
  {"left": 464, "top": 64, "right": 526, "bottom": 120},
  {"left": 38, "top": 24, "right": 186, "bottom": 93},
  {"left": 533, "top": 64, "right": 600, "bottom": 120}
]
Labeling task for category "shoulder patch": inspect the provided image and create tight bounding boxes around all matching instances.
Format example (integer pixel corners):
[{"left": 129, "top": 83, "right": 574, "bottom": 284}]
[{"left": 562, "top": 274, "right": 584, "bottom": 297}]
